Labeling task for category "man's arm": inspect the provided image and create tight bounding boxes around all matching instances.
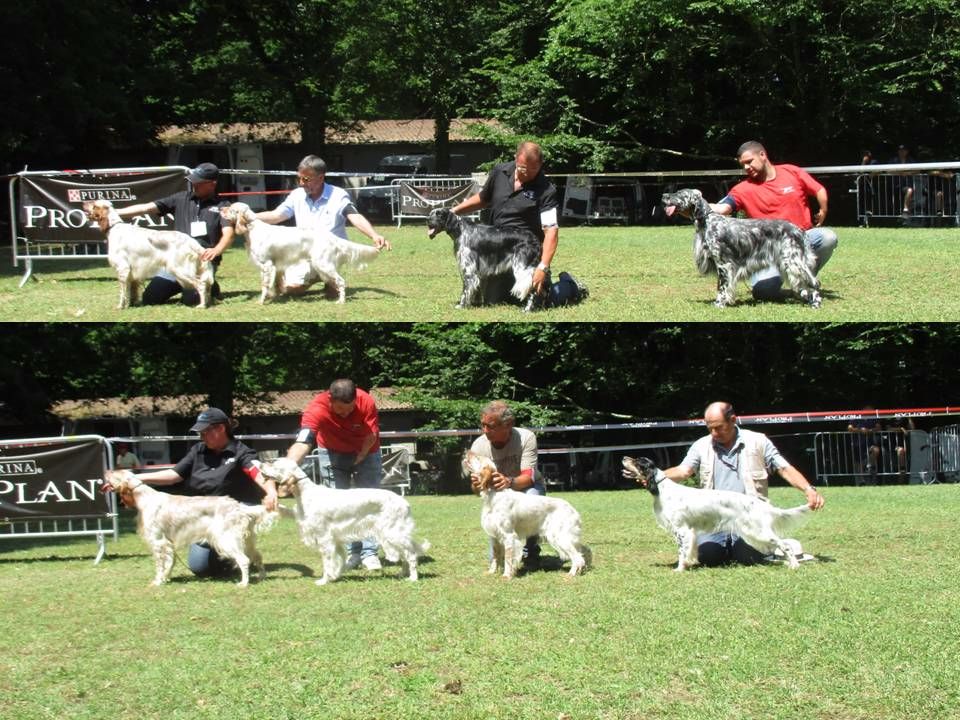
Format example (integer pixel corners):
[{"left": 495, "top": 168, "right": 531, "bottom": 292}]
[
  {"left": 452, "top": 193, "right": 488, "bottom": 215},
  {"left": 777, "top": 464, "right": 825, "bottom": 509},
  {"left": 255, "top": 208, "right": 289, "bottom": 225},
  {"left": 201, "top": 224, "right": 235, "bottom": 262},
  {"left": 662, "top": 464, "right": 696, "bottom": 482},
  {"left": 116, "top": 202, "right": 160, "bottom": 219},
  {"left": 345, "top": 212, "right": 390, "bottom": 250},
  {"left": 812, "top": 187, "right": 828, "bottom": 226}
]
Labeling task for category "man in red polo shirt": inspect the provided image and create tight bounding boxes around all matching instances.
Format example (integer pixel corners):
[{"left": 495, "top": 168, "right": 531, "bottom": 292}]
[
  {"left": 285, "top": 378, "right": 384, "bottom": 570},
  {"left": 711, "top": 141, "right": 838, "bottom": 301}
]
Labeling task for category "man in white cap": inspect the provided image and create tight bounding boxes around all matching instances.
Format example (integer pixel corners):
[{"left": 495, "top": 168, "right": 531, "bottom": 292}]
[{"left": 116, "top": 162, "right": 235, "bottom": 304}]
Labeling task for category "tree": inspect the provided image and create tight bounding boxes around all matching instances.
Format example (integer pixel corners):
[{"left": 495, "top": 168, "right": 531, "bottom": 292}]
[{"left": 0, "top": 1, "right": 152, "bottom": 169}]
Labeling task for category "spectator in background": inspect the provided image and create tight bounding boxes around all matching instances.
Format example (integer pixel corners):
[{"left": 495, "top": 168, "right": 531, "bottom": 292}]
[
  {"left": 848, "top": 408, "right": 882, "bottom": 485},
  {"left": 114, "top": 442, "right": 140, "bottom": 469},
  {"left": 710, "top": 141, "right": 838, "bottom": 302},
  {"left": 116, "top": 163, "right": 234, "bottom": 304},
  {"left": 890, "top": 144, "right": 916, "bottom": 221},
  {"left": 858, "top": 150, "right": 878, "bottom": 226},
  {"left": 256, "top": 155, "right": 390, "bottom": 297},
  {"left": 284, "top": 378, "right": 384, "bottom": 571}
]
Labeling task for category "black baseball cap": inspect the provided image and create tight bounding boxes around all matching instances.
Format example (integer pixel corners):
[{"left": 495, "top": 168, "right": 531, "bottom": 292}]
[
  {"left": 188, "top": 162, "right": 219, "bottom": 183},
  {"left": 190, "top": 407, "right": 229, "bottom": 432}
]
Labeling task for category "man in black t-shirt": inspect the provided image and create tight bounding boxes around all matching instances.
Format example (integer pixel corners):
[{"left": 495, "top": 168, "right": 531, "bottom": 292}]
[
  {"left": 452, "top": 141, "right": 585, "bottom": 307},
  {"left": 117, "top": 163, "right": 235, "bottom": 305}
]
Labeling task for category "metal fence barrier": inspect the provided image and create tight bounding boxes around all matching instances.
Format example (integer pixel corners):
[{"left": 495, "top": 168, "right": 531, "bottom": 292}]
[
  {"left": 390, "top": 177, "right": 481, "bottom": 227},
  {"left": 930, "top": 424, "right": 960, "bottom": 483},
  {"left": 812, "top": 430, "right": 935, "bottom": 486},
  {"left": 853, "top": 167, "right": 959, "bottom": 226}
]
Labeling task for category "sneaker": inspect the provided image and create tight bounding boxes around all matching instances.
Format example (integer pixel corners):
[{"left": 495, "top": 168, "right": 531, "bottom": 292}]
[
  {"left": 345, "top": 553, "right": 362, "bottom": 570},
  {"left": 361, "top": 555, "right": 382, "bottom": 571}
]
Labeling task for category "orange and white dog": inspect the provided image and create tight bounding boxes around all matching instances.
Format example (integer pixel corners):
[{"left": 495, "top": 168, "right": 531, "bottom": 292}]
[
  {"left": 104, "top": 469, "right": 278, "bottom": 587},
  {"left": 84, "top": 199, "right": 214, "bottom": 309},
  {"left": 464, "top": 451, "right": 591, "bottom": 578}
]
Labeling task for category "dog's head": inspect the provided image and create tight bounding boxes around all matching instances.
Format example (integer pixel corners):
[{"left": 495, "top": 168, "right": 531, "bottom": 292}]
[
  {"left": 463, "top": 450, "right": 497, "bottom": 491},
  {"left": 621, "top": 456, "right": 662, "bottom": 496},
  {"left": 103, "top": 468, "right": 141, "bottom": 507},
  {"left": 84, "top": 199, "right": 118, "bottom": 234},
  {"left": 661, "top": 188, "right": 711, "bottom": 223},
  {"left": 220, "top": 202, "right": 256, "bottom": 235},
  {"left": 257, "top": 457, "right": 309, "bottom": 493},
  {"left": 426, "top": 208, "right": 459, "bottom": 240}
]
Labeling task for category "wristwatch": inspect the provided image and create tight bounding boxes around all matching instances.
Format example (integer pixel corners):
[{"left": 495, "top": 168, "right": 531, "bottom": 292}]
[{"left": 536, "top": 262, "right": 550, "bottom": 272}]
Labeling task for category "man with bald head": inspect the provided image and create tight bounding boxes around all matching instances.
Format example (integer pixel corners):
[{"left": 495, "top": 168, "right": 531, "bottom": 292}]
[{"left": 661, "top": 401, "right": 825, "bottom": 567}]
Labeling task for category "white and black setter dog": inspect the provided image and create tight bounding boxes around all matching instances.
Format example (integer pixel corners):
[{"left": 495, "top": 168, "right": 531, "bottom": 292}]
[
  {"left": 661, "top": 188, "right": 822, "bottom": 308},
  {"left": 426, "top": 208, "right": 544, "bottom": 311},
  {"left": 621, "top": 456, "right": 811, "bottom": 571}
]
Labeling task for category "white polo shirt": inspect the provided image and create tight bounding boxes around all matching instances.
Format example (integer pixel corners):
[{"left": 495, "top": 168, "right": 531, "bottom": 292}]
[{"left": 276, "top": 184, "right": 355, "bottom": 239}]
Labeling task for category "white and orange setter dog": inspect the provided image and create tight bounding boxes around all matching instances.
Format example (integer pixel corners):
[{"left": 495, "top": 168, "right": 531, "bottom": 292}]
[
  {"left": 104, "top": 469, "right": 278, "bottom": 587},
  {"left": 258, "top": 458, "right": 429, "bottom": 585},
  {"left": 464, "top": 451, "right": 591, "bottom": 578},
  {"left": 621, "top": 456, "right": 811, "bottom": 571},
  {"left": 220, "top": 201, "right": 381, "bottom": 304},
  {"left": 84, "top": 199, "right": 214, "bottom": 309}
]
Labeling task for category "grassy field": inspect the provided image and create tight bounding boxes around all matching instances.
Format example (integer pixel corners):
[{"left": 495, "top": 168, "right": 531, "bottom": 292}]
[
  {"left": 2, "top": 484, "right": 958, "bottom": 719},
  {"left": 3, "top": 224, "right": 959, "bottom": 321}
]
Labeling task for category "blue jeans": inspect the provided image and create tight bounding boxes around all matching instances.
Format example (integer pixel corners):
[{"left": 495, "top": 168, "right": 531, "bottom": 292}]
[
  {"left": 315, "top": 447, "right": 382, "bottom": 559},
  {"left": 697, "top": 532, "right": 766, "bottom": 567},
  {"left": 751, "top": 227, "right": 838, "bottom": 300},
  {"left": 187, "top": 542, "right": 234, "bottom": 577}
]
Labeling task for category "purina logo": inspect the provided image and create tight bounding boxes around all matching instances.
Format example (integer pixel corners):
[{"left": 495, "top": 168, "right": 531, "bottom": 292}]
[
  {"left": 0, "top": 460, "right": 41, "bottom": 476},
  {"left": 66, "top": 187, "right": 135, "bottom": 203}
]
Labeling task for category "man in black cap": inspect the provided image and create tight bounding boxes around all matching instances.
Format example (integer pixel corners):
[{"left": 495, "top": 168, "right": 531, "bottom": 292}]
[
  {"left": 116, "top": 162, "right": 235, "bottom": 304},
  {"left": 103, "top": 407, "right": 278, "bottom": 578}
]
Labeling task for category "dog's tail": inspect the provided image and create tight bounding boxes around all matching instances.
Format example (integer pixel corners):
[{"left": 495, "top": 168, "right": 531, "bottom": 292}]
[
  {"left": 772, "top": 504, "right": 811, "bottom": 536},
  {"left": 333, "top": 237, "right": 381, "bottom": 270},
  {"left": 243, "top": 505, "right": 281, "bottom": 535}
]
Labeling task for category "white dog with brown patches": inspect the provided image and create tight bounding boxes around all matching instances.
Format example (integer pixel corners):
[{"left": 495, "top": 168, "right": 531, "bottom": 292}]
[
  {"left": 464, "top": 451, "right": 591, "bottom": 578},
  {"left": 220, "top": 201, "right": 381, "bottom": 304},
  {"left": 258, "top": 458, "right": 429, "bottom": 585},
  {"left": 84, "top": 199, "right": 214, "bottom": 309},
  {"left": 104, "top": 469, "right": 278, "bottom": 587}
]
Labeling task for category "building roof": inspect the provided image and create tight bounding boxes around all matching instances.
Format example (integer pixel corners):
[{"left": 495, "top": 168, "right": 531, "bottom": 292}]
[
  {"left": 51, "top": 388, "right": 414, "bottom": 421},
  {"left": 155, "top": 119, "right": 504, "bottom": 146}
]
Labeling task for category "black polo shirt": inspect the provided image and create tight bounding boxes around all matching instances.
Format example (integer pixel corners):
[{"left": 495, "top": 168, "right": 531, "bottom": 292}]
[
  {"left": 479, "top": 160, "right": 559, "bottom": 242},
  {"left": 173, "top": 438, "right": 263, "bottom": 505},
  {"left": 154, "top": 190, "right": 229, "bottom": 262}
]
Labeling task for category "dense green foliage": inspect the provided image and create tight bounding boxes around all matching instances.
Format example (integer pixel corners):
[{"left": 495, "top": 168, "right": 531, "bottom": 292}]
[
  {"left": 2, "top": 0, "right": 958, "bottom": 170},
  {"left": 2, "top": 322, "right": 957, "bottom": 428}
]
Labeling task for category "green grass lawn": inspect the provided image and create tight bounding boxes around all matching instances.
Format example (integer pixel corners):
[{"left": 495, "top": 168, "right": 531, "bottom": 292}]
[
  {"left": 3, "top": 224, "right": 959, "bottom": 321},
  {"left": 2, "top": 484, "right": 958, "bottom": 719}
]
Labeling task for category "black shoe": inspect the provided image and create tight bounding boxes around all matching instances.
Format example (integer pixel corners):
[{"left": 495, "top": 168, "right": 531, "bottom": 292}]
[{"left": 212, "top": 282, "right": 223, "bottom": 300}]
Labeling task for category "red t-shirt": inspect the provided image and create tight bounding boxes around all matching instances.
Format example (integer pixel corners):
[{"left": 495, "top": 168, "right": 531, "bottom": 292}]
[
  {"left": 299, "top": 389, "right": 380, "bottom": 454},
  {"left": 727, "top": 164, "right": 823, "bottom": 230}
]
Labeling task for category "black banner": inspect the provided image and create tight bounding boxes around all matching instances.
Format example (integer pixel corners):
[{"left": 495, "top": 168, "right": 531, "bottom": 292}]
[
  {"left": 397, "top": 180, "right": 477, "bottom": 217},
  {"left": 17, "top": 168, "right": 187, "bottom": 244},
  {"left": 0, "top": 439, "right": 109, "bottom": 520}
]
